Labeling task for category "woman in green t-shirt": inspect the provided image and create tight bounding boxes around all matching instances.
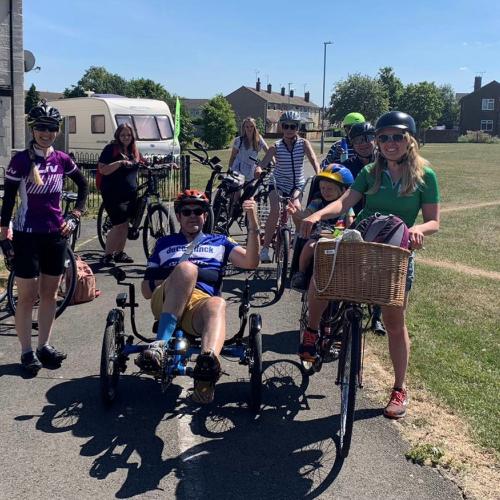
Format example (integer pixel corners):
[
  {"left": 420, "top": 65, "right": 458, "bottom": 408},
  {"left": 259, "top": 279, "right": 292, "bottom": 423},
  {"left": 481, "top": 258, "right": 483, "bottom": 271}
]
[{"left": 301, "top": 111, "right": 440, "bottom": 420}]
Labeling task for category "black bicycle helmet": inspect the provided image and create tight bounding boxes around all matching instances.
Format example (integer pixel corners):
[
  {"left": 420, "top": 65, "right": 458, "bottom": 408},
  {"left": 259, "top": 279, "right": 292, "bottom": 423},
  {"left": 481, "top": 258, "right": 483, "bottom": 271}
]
[
  {"left": 27, "top": 102, "right": 62, "bottom": 128},
  {"left": 348, "top": 122, "right": 375, "bottom": 140},
  {"left": 174, "top": 189, "right": 210, "bottom": 212},
  {"left": 279, "top": 110, "right": 301, "bottom": 123},
  {"left": 374, "top": 111, "right": 416, "bottom": 136}
]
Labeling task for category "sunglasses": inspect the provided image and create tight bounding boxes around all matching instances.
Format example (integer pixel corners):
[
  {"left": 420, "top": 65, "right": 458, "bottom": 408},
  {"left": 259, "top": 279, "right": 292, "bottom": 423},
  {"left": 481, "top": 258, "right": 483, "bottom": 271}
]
[
  {"left": 34, "top": 125, "right": 59, "bottom": 132},
  {"left": 282, "top": 123, "right": 298, "bottom": 130},
  {"left": 377, "top": 133, "right": 406, "bottom": 144},
  {"left": 352, "top": 134, "right": 375, "bottom": 145},
  {"left": 180, "top": 208, "right": 206, "bottom": 217}
]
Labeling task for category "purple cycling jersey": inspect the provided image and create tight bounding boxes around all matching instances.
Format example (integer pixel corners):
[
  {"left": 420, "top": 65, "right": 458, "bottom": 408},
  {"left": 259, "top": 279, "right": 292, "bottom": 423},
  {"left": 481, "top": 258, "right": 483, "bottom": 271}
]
[{"left": 6, "top": 149, "right": 78, "bottom": 233}]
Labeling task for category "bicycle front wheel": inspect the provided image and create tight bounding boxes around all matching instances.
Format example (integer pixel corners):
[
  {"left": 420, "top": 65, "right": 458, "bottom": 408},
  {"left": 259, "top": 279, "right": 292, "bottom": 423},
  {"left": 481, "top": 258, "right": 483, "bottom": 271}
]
[
  {"left": 337, "top": 309, "right": 361, "bottom": 458},
  {"left": 142, "top": 203, "right": 175, "bottom": 258},
  {"left": 274, "top": 228, "right": 290, "bottom": 301},
  {"left": 96, "top": 203, "right": 113, "bottom": 251},
  {"left": 7, "top": 247, "right": 77, "bottom": 327},
  {"left": 212, "top": 188, "right": 230, "bottom": 235}
]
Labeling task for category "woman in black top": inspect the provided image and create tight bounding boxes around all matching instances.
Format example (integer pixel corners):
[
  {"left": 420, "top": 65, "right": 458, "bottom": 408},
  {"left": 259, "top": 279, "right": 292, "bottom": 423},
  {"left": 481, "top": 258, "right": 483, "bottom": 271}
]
[{"left": 98, "top": 123, "right": 141, "bottom": 263}]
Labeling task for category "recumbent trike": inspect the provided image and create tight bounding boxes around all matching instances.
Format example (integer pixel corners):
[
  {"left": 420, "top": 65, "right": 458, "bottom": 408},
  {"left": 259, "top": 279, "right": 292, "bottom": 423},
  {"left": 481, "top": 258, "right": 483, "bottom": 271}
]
[{"left": 99, "top": 267, "right": 263, "bottom": 413}]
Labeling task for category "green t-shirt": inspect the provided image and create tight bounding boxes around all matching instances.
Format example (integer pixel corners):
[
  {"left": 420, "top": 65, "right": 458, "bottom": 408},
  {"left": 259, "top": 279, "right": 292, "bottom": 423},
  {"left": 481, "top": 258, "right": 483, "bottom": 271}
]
[{"left": 351, "top": 164, "right": 440, "bottom": 227}]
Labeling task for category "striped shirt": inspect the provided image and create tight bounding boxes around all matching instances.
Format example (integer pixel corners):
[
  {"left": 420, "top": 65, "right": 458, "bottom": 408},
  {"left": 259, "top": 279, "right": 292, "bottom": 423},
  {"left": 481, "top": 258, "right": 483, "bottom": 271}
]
[{"left": 273, "top": 137, "right": 306, "bottom": 195}]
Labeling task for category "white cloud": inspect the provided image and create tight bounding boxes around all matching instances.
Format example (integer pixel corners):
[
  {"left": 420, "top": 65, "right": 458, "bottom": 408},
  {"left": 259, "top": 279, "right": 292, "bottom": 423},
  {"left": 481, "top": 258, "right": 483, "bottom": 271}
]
[
  {"left": 459, "top": 66, "right": 469, "bottom": 71},
  {"left": 462, "top": 41, "right": 468, "bottom": 46}
]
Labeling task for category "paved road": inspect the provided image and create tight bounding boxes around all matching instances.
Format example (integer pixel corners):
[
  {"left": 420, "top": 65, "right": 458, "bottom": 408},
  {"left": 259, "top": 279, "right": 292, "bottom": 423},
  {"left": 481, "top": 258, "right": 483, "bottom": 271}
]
[{"left": 0, "top": 216, "right": 463, "bottom": 500}]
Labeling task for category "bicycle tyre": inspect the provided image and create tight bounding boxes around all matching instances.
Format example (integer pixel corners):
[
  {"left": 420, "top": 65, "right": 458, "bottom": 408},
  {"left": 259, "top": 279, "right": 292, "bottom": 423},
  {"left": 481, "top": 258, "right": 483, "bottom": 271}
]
[
  {"left": 96, "top": 202, "right": 113, "bottom": 251},
  {"left": 100, "top": 309, "right": 126, "bottom": 405},
  {"left": 142, "top": 203, "right": 175, "bottom": 258},
  {"left": 338, "top": 309, "right": 361, "bottom": 458},
  {"left": 7, "top": 246, "right": 77, "bottom": 327},
  {"left": 248, "top": 313, "right": 263, "bottom": 414},
  {"left": 203, "top": 206, "right": 214, "bottom": 234},
  {"left": 274, "top": 228, "right": 289, "bottom": 301}
]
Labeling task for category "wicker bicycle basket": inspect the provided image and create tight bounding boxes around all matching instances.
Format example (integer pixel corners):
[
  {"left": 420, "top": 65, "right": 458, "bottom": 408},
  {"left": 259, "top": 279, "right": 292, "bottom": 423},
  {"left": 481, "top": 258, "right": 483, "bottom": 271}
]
[{"left": 313, "top": 240, "right": 410, "bottom": 307}]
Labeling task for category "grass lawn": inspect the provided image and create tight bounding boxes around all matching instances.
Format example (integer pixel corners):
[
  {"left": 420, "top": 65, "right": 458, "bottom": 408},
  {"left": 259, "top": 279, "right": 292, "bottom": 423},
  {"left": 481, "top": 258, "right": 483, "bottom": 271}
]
[{"left": 187, "top": 141, "right": 500, "bottom": 456}]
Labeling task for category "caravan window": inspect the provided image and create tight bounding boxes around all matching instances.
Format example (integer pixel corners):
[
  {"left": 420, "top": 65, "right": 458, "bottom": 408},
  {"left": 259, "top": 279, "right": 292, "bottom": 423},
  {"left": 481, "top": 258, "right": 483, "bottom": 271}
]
[
  {"left": 68, "top": 116, "right": 76, "bottom": 134},
  {"left": 115, "top": 114, "right": 174, "bottom": 140},
  {"left": 91, "top": 115, "right": 105, "bottom": 134},
  {"left": 156, "top": 115, "right": 174, "bottom": 139}
]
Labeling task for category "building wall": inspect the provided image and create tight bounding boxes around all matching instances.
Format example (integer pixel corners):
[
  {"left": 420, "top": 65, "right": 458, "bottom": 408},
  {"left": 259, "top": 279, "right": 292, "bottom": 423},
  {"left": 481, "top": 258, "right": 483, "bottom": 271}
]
[
  {"left": 226, "top": 87, "right": 268, "bottom": 133},
  {"left": 459, "top": 84, "right": 500, "bottom": 135},
  {"left": 0, "top": 0, "right": 24, "bottom": 170}
]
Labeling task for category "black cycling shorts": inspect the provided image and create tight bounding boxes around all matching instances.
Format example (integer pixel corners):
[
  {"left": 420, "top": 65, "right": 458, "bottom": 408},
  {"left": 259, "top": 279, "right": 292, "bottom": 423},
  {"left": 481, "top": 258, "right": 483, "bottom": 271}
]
[
  {"left": 102, "top": 192, "right": 137, "bottom": 226},
  {"left": 12, "top": 231, "right": 68, "bottom": 279}
]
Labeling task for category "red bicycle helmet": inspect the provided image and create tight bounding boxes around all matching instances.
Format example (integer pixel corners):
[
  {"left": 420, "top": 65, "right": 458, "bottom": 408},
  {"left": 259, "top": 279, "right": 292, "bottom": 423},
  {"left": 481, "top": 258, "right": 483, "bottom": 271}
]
[{"left": 174, "top": 189, "right": 210, "bottom": 212}]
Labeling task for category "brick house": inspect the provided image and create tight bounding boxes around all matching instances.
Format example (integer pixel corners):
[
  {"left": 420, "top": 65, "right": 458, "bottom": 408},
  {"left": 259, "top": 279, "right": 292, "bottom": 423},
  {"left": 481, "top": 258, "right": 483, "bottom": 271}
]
[
  {"left": 459, "top": 77, "right": 500, "bottom": 136},
  {"left": 226, "top": 79, "right": 320, "bottom": 138}
]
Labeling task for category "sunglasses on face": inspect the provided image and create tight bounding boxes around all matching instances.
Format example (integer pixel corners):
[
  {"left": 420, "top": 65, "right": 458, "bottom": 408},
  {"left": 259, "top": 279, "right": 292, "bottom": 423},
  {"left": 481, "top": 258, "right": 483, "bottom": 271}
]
[
  {"left": 377, "top": 133, "right": 405, "bottom": 144},
  {"left": 180, "top": 208, "right": 206, "bottom": 217},
  {"left": 34, "top": 125, "right": 59, "bottom": 132},
  {"left": 282, "top": 123, "right": 298, "bottom": 130},
  {"left": 352, "top": 134, "right": 375, "bottom": 145}
]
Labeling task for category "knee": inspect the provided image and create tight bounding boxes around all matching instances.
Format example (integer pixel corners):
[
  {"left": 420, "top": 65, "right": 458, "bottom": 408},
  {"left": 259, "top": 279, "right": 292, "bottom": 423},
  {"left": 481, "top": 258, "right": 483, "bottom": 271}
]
[
  {"left": 172, "top": 261, "right": 198, "bottom": 282},
  {"left": 381, "top": 307, "right": 406, "bottom": 335},
  {"left": 206, "top": 296, "right": 226, "bottom": 315}
]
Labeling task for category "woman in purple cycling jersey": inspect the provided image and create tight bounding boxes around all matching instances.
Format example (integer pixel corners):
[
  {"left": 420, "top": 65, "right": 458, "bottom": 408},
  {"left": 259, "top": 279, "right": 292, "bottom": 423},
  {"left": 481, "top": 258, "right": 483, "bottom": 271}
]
[{"left": 0, "top": 103, "right": 88, "bottom": 375}]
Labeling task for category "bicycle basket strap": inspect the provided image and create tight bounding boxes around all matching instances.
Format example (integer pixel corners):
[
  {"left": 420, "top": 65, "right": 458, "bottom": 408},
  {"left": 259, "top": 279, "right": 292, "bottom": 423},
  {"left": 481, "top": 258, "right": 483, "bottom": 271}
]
[{"left": 313, "top": 237, "right": 342, "bottom": 294}]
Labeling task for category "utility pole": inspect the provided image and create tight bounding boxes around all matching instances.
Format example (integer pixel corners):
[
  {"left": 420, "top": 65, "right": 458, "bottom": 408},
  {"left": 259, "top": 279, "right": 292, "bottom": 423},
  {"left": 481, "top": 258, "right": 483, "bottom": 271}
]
[{"left": 321, "top": 41, "right": 332, "bottom": 154}]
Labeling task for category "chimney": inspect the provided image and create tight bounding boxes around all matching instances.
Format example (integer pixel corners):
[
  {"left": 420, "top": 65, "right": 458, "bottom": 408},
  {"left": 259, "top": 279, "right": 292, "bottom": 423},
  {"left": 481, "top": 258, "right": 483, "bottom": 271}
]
[
  {"left": 290, "top": 89, "right": 294, "bottom": 98},
  {"left": 267, "top": 83, "right": 272, "bottom": 93},
  {"left": 256, "top": 77, "right": 261, "bottom": 91},
  {"left": 474, "top": 76, "right": 482, "bottom": 92},
  {"left": 304, "top": 91, "right": 310, "bottom": 102},
  {"left": 281, "top": 86, "right": 285, "bottom": 96}
]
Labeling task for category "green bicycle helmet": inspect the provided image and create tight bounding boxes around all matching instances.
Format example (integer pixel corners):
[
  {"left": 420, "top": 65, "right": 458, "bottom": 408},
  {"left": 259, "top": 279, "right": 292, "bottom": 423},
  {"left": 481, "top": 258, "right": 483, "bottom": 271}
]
[{"left": 342, "top": 112, "right": 365, "bottom": 127}]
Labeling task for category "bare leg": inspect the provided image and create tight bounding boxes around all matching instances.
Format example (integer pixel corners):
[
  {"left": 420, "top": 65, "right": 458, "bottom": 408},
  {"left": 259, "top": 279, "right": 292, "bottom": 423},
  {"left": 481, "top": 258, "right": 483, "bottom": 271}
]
[
  {"left": 37, "top": 274, "right": 63, "bottom": 347},
  {"left": 298, "top": 240, "right": 315, "bottom": 273},
  {"left": 105, "top": 222, "right": 128, "bottom": 255},
  {"left": 161, "top": 261, "right": 198, "bottom": 317},
  {"left": 192, "top": 297, "right": 227, "bottom": 356},
  {"left": 381, "top": 305, "right": 409, "bottom": 388},
  {"left": 306, "top": 280, "right": 329, "bottom": 330},
  {"left": 14, "top": 277, "right": 39, "bottom": 352},
  {"left": 262, "top": 189, "right": 279, "bottom": 248}
]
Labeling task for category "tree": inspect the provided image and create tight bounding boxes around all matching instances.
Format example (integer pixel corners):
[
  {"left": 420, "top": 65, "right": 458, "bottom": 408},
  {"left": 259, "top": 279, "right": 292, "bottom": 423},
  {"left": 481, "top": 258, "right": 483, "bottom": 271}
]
[
  {"left": 126, "top": 78, "right": 171, "bottom": 101},
  {"left": 25, "top": 83, "right": 40, "bottom": 113},
  {"left": 398, "top": 82, "right": 444, "bottom": 131},
  {"left": 437, "top": 84, "right": 460, "bottom": 129},
  {"left": 201, "top": 95, "right": 237, "bottom": 149},
  {"left": 63, "top": 66, "right": 128, "bottom": 97},
  {"left": 327, "top": 74, "right": 388, "bottom": 124},
  {"left": 255, "top": 117, "right": 265, "bottom": 135},
  {"left": 377, "top": 66, "right": 403, "bottom": 110}
]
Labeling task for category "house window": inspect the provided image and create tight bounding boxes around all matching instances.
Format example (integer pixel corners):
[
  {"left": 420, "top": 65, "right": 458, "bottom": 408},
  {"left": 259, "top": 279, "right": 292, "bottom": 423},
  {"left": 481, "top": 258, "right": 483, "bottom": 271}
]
[
  {"left": 91, "top": 115, "right": 105, "bottom": 134},
  {"left": 68, "top": 116, "right": 76, "bottom": 134},
  {"left": 480, "top": 120, "right": 493, "bottom": 131},
  {"left": 481, "top": 98, "right": 494, "bottom": 111}
]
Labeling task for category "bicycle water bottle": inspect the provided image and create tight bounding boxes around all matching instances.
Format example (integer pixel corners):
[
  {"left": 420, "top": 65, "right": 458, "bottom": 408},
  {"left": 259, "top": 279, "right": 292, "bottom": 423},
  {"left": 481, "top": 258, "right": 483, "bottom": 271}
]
[
  {"left": 332, "top": 219, "right": 345, "bottom": 239},
  {"left": 340, "top": 138, "right": 349, "bottom": 162}
]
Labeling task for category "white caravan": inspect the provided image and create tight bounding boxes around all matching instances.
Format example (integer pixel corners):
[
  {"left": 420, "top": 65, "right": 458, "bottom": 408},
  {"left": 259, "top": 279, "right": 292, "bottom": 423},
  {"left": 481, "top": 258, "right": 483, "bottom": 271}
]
[{"left": 47, "top": 95, "right": 180, "bottom": 157}]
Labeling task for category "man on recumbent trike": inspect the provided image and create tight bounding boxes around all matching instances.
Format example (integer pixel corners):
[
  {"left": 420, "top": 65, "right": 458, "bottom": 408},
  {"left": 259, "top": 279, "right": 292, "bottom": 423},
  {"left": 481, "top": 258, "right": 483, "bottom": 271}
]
[{"left": 138, "top": 189, "right": 260, "bottom": 404}]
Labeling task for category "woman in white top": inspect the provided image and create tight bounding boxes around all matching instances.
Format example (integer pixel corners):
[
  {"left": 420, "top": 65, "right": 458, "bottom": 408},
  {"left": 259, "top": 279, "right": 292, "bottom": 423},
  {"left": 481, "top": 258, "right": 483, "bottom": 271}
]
[{"left": 228, "top": 117, "right": 269, "bottom": 181}]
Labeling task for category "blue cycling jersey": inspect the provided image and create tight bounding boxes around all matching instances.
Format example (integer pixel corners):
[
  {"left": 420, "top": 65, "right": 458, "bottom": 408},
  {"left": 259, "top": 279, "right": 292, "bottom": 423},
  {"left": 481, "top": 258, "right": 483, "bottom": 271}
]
[{"left": 147, "top": 233, "right": 239, "bottom": 296}]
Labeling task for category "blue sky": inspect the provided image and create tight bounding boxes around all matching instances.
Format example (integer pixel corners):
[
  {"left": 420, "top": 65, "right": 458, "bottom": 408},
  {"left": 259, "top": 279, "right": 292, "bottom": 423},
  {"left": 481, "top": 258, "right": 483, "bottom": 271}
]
[{"left": 24, "top": 0, "right": 500, "bottom": 104}]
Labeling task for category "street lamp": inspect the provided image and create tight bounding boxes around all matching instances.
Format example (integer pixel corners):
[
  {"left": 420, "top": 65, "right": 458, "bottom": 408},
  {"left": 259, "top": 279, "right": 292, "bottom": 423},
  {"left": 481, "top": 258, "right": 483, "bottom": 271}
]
[{"left": 321, "top": 41, "right": 332, "bottom": 154}]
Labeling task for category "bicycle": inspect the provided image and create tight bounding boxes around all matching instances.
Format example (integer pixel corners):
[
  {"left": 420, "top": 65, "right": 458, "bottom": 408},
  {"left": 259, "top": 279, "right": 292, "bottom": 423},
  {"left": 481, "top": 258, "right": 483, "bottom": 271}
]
[
  {"left": 97, "top": 162, "right": 176, "bottom": 259},
  {"left": 61, "top": 191, "right": 81, "bottom": 251},
  {"left": 304, "top": 237, "right": 410, "bottom": 458}
]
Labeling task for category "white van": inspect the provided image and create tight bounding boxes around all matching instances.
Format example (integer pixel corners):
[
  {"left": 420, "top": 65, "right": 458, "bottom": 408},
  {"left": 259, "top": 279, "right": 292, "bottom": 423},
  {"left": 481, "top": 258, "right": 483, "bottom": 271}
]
[{"left": 47, "top": 95, "right": 180, "bottom": 157}]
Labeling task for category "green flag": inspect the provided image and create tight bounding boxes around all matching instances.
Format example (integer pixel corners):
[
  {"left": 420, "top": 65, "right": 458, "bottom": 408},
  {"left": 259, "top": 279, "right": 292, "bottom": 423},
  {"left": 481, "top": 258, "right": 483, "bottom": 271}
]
[{"left": 174, "top": 97, "right": 181, "bottom": 145}]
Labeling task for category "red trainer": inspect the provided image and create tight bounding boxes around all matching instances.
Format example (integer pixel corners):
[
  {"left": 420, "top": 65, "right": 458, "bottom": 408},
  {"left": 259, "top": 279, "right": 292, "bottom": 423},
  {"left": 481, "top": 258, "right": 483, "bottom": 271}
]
[
  {"left": 299, "top": 329, "right": 319, "bottom": 362},
  {"left": 384, "top": 388, "right": 408, "bottom": 419}
]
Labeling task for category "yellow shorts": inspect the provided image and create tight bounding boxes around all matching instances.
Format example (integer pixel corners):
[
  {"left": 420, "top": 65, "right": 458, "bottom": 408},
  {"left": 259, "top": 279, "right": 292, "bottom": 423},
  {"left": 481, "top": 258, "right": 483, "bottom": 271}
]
[{"left": 150, "top": 284, "right": 211, "bottom": 336}]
